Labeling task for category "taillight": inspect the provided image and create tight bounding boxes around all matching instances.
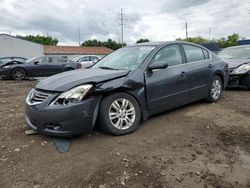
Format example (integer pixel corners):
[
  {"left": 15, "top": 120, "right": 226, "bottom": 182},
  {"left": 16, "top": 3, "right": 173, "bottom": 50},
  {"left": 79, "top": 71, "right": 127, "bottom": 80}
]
[{"left": 76, "top": 63, "right": 82, "bottom": 69}]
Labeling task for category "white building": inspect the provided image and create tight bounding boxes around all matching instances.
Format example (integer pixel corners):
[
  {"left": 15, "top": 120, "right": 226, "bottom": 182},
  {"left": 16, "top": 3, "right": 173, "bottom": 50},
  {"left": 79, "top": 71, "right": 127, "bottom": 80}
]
[
  {"left": 0, "top": 34, "right": 113, "bottom": 59},
  {"left": 0, "top": 34, "right": 44, "bottom": 58}
]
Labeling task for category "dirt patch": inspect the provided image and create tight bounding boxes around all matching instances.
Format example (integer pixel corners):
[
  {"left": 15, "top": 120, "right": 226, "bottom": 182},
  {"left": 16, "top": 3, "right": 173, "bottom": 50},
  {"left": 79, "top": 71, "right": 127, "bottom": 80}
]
[{"left": 0, "top": 80, "right": 250, "bottom": 188}]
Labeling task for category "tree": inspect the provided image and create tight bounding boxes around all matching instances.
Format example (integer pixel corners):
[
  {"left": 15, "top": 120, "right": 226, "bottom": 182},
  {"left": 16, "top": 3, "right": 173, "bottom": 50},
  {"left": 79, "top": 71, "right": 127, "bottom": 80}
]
[
  {"left": 81, "top": 39, "right": 126, "bottom": 50},
  {"left": 176, "top": 36, "right": 209, "bottom": 44},
  {"left": 176, "top": 33, "right": 242, "bottom": 48},
  {"left": 81, "top": 39, "right": 103, "bottom": 47},
  {"left": 136, "top": 38, "right": 150, "bottom": 44},
  {"left": 18, "top": 35, "right": 58, "bottom": 45},
  {"left": 217, "top": 34, "right": 239, "bottom": 48}
]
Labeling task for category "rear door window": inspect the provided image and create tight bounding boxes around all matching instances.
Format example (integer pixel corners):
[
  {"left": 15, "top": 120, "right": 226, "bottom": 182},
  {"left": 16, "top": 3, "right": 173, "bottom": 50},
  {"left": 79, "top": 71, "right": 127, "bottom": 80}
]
[{"left": 183, "top": 44, "right": 205, "bottom": 62}]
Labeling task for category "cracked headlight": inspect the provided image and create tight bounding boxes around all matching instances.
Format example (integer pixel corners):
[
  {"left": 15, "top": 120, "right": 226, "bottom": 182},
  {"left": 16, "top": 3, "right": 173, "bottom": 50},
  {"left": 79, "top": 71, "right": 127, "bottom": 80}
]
[
  {"left": 232, "top": 64, "right": 250, "bottom": 74},
  {"left": 2, "top": 65, "right": 11, "bottom": 69},
  {"left": 50, "top": 84, "right": 93, "bottom": 106}
]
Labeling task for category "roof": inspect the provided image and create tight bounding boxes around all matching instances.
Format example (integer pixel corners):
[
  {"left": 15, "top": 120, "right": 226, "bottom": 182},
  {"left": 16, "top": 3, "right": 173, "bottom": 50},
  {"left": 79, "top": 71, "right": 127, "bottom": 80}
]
[
  {"left": 131, "top": 41, "right": 209, "bottom": 49},
  {"left": 44, "top": 45, "right": 113, "bottom": 55},
  {"left": 133, "top": 41, "right": 170, "bottom": 46}
]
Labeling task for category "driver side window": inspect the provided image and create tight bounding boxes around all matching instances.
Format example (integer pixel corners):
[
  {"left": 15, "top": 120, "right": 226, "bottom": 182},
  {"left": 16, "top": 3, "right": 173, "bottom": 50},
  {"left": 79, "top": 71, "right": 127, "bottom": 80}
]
[
  {"left": 39, "top": 57, "right": 49, "bottom": 64},
  {"left": 152, "top": 44, "right": 183, "bottom": 67}
]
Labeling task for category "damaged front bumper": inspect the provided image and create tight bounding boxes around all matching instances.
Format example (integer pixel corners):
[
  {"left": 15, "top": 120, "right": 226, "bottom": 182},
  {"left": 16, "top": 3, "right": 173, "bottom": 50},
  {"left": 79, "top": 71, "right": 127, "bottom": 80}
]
[
  {"left": 227, "top": 72, "right": 250, "bottom": 89},
  {"left": 25, "top": 93, "right": 101, "bottom": 137}
]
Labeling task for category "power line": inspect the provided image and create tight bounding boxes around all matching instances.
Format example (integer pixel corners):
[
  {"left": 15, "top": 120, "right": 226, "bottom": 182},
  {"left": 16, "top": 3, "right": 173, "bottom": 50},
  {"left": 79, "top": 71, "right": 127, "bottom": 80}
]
[
  {"left": 209, "top": 27, "right": 211, "bottom": 41},
  {"left": 117, "top": 8, "right": 127, "bottom": 47},
  {"left": 78, "top": 26, "right": 81, "bottom": 46},
  {"left": 185, "top": 22, "right": 188, "bottom": 39}
]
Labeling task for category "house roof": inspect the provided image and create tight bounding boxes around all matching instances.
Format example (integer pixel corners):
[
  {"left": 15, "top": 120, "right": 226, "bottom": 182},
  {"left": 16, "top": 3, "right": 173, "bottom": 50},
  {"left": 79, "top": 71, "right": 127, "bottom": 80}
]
[{"left": 44, "top": 45, "right": 113, "bottom": 55}]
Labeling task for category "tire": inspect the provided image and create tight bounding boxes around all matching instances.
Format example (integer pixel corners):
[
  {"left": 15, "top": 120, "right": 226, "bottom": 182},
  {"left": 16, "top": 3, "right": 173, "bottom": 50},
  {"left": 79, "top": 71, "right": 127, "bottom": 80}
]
[
  {"left": 207, "top": 76, "right": 223, "bottom": 103},
  {"left": 98, "top": 93, "right": 141, "bottom": 135},
  {"left": 11, "top": 68, "right": 26, "bottom": 80},
  {"left": 64, "top": 68, "right": 74, "bottom": 72}
]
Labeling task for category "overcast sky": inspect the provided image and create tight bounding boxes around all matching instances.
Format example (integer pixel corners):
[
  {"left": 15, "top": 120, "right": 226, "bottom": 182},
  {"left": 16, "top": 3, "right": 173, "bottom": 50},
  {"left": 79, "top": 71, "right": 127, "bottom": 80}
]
[{"left": 0, "top": 0, "right": 249, "bottom": 45}]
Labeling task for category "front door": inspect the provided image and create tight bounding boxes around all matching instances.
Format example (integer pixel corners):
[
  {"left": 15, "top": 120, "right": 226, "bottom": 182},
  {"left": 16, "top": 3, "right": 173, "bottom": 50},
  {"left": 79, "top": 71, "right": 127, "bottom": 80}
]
[{"left": 145, "top": 44, "right": 189, "bottom": 113}]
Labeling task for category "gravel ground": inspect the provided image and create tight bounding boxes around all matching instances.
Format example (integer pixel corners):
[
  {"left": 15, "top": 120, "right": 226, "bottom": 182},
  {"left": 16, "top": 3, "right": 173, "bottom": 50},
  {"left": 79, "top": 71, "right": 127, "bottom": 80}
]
[{"left": 0, "top": 80, "right": 249, "bottom": 188}]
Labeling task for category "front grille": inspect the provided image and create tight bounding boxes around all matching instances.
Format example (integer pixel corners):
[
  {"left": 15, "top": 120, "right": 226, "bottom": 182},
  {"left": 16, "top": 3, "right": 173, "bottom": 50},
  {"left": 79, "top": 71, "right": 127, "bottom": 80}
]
[{"left": 29, "top": 89, "right": 51, "bottom": 104}]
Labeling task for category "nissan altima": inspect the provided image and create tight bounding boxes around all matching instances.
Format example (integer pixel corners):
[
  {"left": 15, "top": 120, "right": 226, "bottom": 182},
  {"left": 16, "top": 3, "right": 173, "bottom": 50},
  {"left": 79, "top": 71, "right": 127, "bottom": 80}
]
[
  {"left": 0, "top": 56, "right": 79, "bottom": 80},
  {"left": 218, "top": 45, "right": 250, "bottom": 89},
  {"left": 25, "top": 41, "right": 229, "bottom": 136}
]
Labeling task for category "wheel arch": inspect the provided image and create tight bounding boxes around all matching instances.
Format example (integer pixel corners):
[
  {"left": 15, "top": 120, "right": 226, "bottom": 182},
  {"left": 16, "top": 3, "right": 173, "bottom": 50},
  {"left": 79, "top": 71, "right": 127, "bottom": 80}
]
[
  {"left": 11, "top": 67, "right": 27, "bottom": 77},
  {"left": 214, "top": 70, "right": 225, "bottom": 89},
  {"left": 64, "top": 66, "right": 75, "bottom": 71},
  {"left": 92, "top": 89, "right": 148, "bottom": 129}
]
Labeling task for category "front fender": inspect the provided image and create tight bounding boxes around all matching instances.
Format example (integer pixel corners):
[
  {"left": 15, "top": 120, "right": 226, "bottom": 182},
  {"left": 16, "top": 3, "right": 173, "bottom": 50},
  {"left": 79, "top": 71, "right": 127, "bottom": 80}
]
[{"left": 92, "top": 72, "right": 149, "bottom": 121}]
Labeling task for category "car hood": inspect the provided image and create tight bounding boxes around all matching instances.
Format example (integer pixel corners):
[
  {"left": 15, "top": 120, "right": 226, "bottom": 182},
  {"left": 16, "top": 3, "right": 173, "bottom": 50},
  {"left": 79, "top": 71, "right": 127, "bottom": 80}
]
[
  {"left": 222, "top": 58, "right": 250, "bottom": 69},
  {"left": 0, "top": 61, "right": 24, "bottom": 68},
  {"left": 35, "top": 68, "right": 129, "bottom": 92}
]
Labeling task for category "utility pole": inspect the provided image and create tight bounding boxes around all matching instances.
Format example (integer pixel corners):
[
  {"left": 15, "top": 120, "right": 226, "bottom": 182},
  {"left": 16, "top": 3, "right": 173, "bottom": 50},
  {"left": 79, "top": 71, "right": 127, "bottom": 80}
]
[
  {"left": 185, "top": 22, "right": 188, "bottom": 39},
  {"left": 209, "top": 27, "right": 211, "bottom": 41},
  {"left": 117, "top": 8, "right": 127, "bottom": 47},
  {"left": 78, "top": 26, "right": 81, "bottom": 46}
]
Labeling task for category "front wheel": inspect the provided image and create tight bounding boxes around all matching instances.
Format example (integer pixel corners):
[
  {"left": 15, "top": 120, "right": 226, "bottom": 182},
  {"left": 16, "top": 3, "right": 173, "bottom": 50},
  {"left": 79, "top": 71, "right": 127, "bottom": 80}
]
[
  {"left": 207, "top": 76, "right": 223, "bottom": 103},
  {"left": 11, "top": 68, "right": 26, "bottom": 80},
  {"left": 98, "top": 93, "right": 141, "bottom": 135}
]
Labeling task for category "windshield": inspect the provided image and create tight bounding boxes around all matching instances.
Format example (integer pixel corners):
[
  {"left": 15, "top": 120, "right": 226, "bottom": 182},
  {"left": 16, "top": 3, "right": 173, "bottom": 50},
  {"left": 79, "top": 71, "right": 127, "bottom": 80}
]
[
  {"left": 0, "top": 58, "right": 11, "bottom": 65},
  {"left": 92, "top": 46, "right": 155, "bottom": 70},
  {"left": 25, "top": 57, "right": 40, "bottom": 63},
  {"left": 219, "top": 46, "right": 250, "bottom": 59}
]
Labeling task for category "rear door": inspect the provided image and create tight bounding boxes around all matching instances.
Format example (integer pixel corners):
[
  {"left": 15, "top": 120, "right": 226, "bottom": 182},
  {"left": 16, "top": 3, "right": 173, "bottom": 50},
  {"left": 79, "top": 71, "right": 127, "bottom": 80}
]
[
  {"left": 181, "top": 44, "right": 213, "bottom": 100},
  {"left": 48, "top": 57, "right": 65, "bottom": 74},
  {"left": 145, "top": 44, "right": 189, "bottom": 112}
]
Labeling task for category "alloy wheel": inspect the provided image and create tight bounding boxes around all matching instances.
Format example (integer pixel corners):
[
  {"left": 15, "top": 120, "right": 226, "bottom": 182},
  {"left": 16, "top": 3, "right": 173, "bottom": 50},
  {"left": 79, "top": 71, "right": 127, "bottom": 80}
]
[
  {"left": 13, "top": 69, "right": 25, "bottom": 80},
  {"left": 108, "top": 98, "right": 136, "bottom": 130},
  {"left": 211, "top": 79, "right": 222, "bottom": 100}
]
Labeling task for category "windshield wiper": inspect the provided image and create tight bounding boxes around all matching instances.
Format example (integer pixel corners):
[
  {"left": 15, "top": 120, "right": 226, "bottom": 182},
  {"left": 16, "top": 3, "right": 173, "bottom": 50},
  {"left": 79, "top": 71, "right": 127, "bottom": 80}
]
[{"left": 98, "top": 66, "right": 119, "bottom": 70}]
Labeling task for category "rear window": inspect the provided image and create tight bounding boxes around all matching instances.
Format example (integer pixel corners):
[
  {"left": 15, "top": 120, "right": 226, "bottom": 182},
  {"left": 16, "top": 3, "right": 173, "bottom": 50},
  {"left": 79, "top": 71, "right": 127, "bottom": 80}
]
[{"left": 183, "top": 44, "right": 205, "bottom": 62}]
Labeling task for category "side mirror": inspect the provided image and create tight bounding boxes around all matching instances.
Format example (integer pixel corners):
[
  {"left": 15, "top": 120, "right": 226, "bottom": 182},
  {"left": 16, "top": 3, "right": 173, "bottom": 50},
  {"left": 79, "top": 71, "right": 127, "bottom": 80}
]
[
  {"left": 148, "top": 61, "right": 168, "bottom": 71},
  {"left": 93, "top": 58, "right": 99, "bottom": 63},
  {"left": 33, "top": 61, "right": 39, "bottom": 65}
]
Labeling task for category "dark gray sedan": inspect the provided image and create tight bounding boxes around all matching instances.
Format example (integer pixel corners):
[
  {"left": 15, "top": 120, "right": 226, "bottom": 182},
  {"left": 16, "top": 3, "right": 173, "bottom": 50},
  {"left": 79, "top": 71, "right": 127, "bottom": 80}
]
[
  {"left": 25, "top": 41, "right": 229, "bottom": 137},
  {"left": 218, "top": 45, "right": 250, "bottom": 89},
  {"left": 0, "top": 56, "right": 80, "bottom": 80}
]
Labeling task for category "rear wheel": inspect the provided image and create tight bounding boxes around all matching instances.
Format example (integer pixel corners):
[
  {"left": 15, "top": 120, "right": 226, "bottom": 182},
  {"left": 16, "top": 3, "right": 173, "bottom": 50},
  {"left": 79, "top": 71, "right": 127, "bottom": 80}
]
[
  {"left": 11, "top": 68, "right": 26, "bottom": 80},
  {"left": 99, "top": 93, "right": 141, "bottom": 135},
  {"left": 64, "top": 67, "right": 75, "bottom": 72},
  {"left": 207, "top": 76, "right": 223, "bottom": 103}
]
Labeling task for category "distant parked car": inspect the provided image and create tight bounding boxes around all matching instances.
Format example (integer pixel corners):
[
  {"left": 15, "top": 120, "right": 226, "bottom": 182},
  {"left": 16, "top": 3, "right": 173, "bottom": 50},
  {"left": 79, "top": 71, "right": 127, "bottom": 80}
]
[
  {"left": 0, "top": 56, "right": 79, "bottom": 80},
  {"left": 73, "top": 55, "right": 100, "bottom": 68},
  {"left": 25, "top": 41, "right": 228, "bottom": 137},
  {"left": 0, "top": 56, "right": 27, "bottom": 66},
  {"left": 218, "top": 45, "right": 250, "bottom": 89}
]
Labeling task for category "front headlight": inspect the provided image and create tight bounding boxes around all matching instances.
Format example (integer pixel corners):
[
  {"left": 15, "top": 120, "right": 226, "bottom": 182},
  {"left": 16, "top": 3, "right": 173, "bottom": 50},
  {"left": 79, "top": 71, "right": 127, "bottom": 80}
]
[
  {"left": 233, "top": 64, "right": 250, "bottom": 74},
  {"left": 50, "top": 84, "right": 93, "bottom": 106},
  {"left": 2, "top": 65, "right": 11, "bottom": 69}
]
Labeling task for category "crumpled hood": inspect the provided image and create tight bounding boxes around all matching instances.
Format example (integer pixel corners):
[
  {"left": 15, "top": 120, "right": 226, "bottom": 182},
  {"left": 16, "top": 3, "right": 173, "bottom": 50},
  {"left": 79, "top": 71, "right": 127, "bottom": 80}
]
[
  {"left": 222, "top": 58, "right": 250, "bottom": 69},
  {"left": 35, "top": 68, "right": 129, "bottom": 92},
  {"left": 0, "top": 61, "right": 23, "bottom": 68}
]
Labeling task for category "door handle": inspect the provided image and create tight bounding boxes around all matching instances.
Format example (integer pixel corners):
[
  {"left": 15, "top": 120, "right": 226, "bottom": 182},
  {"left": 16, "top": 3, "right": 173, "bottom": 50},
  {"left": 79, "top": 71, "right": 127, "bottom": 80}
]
[
  {"left": 208, "top": 64, "right": 214, "bottom": 68},
  {"left": 180, "top": 72, "right": 186, "bottom": 77}
]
